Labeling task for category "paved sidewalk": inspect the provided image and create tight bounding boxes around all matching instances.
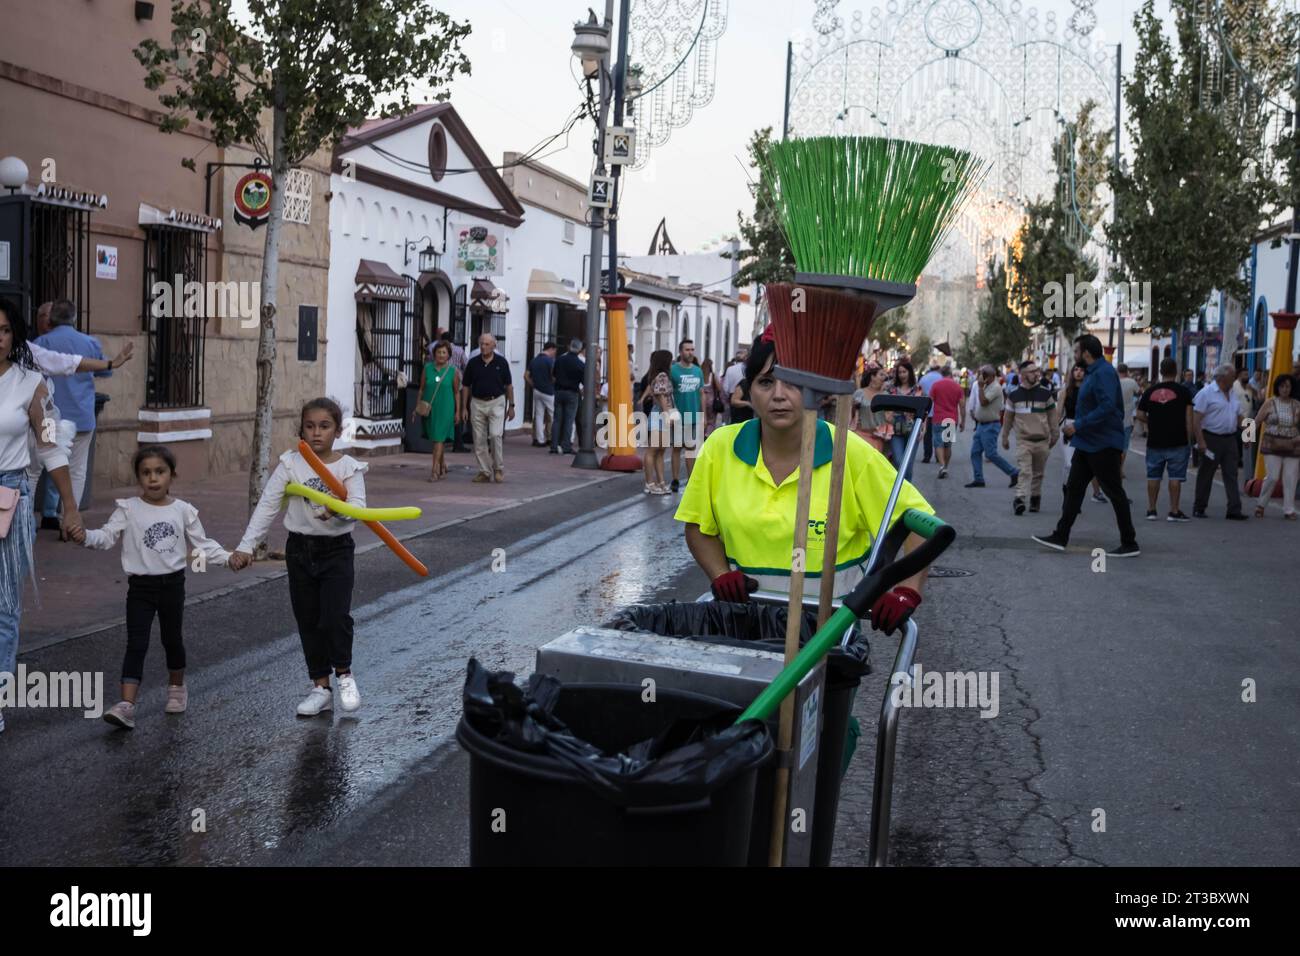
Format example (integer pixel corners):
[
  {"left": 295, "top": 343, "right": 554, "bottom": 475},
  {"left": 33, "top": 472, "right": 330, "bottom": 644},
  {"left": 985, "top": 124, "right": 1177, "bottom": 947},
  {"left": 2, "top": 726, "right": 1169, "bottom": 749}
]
[{"left": 21, "top": 434, "right": 625, "bottom": 649}]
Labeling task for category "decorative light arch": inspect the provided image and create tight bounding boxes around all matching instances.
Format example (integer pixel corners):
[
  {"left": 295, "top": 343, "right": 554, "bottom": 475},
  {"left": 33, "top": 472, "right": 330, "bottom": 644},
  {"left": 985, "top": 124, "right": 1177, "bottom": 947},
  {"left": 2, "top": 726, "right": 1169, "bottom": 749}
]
[{"left": 788, "top": 0, "right": 1115, "bottom": 278}]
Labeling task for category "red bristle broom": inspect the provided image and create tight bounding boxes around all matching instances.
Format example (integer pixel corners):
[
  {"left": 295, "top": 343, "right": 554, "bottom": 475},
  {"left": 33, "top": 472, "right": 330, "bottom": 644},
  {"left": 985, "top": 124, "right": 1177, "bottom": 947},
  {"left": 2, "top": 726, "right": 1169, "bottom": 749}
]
[{"left": 757, "top": 136, "right": 986, "bottom": 867}]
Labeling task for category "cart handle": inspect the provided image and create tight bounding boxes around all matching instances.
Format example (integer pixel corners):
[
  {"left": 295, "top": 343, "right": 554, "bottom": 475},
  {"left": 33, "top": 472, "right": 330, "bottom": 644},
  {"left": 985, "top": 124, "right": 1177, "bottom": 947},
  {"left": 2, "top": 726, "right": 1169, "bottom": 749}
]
[
  {"left": 735, "top": 510, "right": 955, "bottom": 725},
  {"left": 870, "top": 394, "right": 932, "bottom": 418}
]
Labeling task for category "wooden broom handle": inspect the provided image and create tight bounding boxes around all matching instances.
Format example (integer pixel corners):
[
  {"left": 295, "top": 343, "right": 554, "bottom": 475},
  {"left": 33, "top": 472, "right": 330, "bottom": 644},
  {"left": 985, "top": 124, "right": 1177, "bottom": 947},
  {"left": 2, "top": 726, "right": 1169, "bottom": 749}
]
[
  {"left": 769, "top": 406, "right": 820, "bottom": 867},
  {"left": 817, "top": 394, "right": 853, "bottom": 628}
]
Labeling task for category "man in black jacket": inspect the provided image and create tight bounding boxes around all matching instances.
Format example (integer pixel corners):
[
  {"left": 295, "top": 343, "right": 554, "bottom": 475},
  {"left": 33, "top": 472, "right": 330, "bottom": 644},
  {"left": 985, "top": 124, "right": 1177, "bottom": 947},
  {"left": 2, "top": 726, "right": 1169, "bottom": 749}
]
[{"left": 551, "top": 337, "right": 585, "bottom": 455}]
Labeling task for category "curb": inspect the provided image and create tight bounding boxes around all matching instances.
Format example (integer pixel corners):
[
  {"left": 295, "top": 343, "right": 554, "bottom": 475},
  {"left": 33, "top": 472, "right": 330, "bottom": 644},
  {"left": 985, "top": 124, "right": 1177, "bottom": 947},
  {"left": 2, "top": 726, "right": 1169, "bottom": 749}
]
[{"left": 22, "top": 471, "right": 631, "bottom": 655}]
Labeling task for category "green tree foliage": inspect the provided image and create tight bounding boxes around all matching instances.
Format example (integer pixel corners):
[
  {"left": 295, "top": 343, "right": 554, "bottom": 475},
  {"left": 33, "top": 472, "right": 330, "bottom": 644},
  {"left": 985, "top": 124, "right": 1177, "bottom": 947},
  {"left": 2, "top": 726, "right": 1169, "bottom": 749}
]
[
  {"left": 1108, "top": 0, "right": 1290, "bottom": 335},
  {"left": 957, "top": 259, "right": 1030, "bottom": 368},
  {"left": 135, "top": 0, "right": 470, "bottom": 510},
  {"left": 724, "top": 127, "right": 796, "bottom": 288}
]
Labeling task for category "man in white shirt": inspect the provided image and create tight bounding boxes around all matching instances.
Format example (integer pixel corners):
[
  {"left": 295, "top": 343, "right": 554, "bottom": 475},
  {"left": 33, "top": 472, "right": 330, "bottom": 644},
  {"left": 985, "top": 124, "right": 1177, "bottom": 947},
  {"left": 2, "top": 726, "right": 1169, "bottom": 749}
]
[
  {"left": 1116, "top": 363, "right": 1141, "bottom": 474},
  {"left": 1191, "top": 364, "right": 1246, "bottom": 520}
]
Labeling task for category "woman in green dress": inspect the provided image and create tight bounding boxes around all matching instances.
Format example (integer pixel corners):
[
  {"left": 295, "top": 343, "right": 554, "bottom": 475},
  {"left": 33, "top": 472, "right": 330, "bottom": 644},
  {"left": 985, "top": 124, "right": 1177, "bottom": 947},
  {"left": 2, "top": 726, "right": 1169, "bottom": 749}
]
[{"left": 414, "top": 340, "right": 461, "bottom": 481}]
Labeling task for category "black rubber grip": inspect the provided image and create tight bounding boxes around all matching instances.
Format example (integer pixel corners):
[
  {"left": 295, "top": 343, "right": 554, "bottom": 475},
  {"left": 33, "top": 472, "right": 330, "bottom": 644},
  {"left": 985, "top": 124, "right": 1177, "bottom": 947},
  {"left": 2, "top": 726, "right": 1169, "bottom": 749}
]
[{"left": 870, "top": 394, "right": 933, "bottom": 418}]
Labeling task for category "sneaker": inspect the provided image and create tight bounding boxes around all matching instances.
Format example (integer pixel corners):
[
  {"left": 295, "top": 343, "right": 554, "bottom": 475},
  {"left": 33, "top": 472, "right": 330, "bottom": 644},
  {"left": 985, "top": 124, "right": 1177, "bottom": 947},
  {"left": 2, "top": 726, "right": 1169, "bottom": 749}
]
[
  {"left": 1014, "top": 498, "right": 1026, "bottom": 515},
  {"left": 337, "top": 674, "right": 361, "bottom": 713},
  {"left": 493, "top": 470, "right": 505, "bottom": 483},
  {"left": 472, "top": 473, "right": 492, "bottom": 483},
  {"left": 548, "top": 448, "right": 559, "bottom": 455},
  {"left": 1106, "top": 542, "right": 1141, "bottom": 558},
  {"left": 296, "top": 686, "right": 333, "bottom": 717},
  {"left": 1167, "top": 511, "right": 1191, "bottom": 522},
  {"left": 103, "top": 700, "right": 136, "bottom": 730},
  {"left": 938, "top": 467, "right": 948, "bottom": 479},
  {"left": 1091, "top": 492, "right": 1108, "bottom": 504},
  {"left": 164, "top": 685, "right": 188, "bottom": 714},
  {"left": 1225, "top": 512, "right": 1248, "bottom": 521},
  {"left": 1145, "top": 509, "right": 1158, "bottom": 521},
  {"left": 1192, "top": 510, "right": 1208, "bottom": 519},
  {"left": 1029, "top": 496, "right": 1040, "bottom": 513},
  {"left": 1009, "top": 472, "right": 1020, "bottom": 488},
  {"left": 530, "top": 440, "right": 546, "bottom": 447},
  {"left": 1032, "top": 532, "right": 1068, "bottom": 551},
  {"left": 670, "top": 479, "right": 680, "bottom": 493},
  {"left": 964, "top": 480, "right": 986, "bottom": 488},
  {"left": 652, "top": 483, "right": 671, "bottom": 495}
]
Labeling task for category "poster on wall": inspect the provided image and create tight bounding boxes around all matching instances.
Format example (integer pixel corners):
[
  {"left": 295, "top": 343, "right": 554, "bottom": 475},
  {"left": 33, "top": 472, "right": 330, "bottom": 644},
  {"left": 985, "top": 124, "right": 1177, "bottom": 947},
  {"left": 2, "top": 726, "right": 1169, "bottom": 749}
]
[
  {"left": 452, "top": 223, "right": 502, "bottom": 277},
  {"left": 233, "top": 170, "right": 273, "bottom": 229},
  {"left": 95, "top": 245, "right": 118, "bottom": 280}
]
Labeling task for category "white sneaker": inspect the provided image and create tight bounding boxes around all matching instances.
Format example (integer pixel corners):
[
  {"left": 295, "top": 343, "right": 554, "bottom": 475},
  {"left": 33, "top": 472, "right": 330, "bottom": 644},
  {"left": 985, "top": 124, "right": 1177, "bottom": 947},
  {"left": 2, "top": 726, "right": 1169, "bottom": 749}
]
[
  {"left": 296, "top": 685, "right": 333, "bottom": 717},
  {"left": 337, "top": 674, "right": 361, "bottom": 713}
]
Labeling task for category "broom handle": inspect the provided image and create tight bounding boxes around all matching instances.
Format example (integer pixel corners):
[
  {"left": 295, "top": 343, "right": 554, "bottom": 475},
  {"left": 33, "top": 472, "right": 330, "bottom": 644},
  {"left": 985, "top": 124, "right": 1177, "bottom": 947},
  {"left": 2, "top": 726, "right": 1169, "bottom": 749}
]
[
  {"left": 769, "top": 405, "right": 820, "bottom": 867},
  {"left": 817, "top": 394, "right": 853, "bottom": 628}
]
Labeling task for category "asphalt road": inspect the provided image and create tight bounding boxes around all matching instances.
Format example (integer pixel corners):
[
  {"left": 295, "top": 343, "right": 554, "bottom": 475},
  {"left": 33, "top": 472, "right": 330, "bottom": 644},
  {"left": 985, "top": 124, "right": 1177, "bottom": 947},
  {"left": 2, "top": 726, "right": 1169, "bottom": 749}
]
[{"left": 1, "top": 432, "right": 1295, "bottom": 867}]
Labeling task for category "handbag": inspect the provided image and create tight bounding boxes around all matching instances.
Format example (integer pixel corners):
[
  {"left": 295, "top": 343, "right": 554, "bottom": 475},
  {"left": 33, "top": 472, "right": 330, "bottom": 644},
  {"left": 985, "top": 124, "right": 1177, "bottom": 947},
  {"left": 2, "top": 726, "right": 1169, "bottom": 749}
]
[{"left": 0, "top": 485, "right": 20, "bottom": 540}]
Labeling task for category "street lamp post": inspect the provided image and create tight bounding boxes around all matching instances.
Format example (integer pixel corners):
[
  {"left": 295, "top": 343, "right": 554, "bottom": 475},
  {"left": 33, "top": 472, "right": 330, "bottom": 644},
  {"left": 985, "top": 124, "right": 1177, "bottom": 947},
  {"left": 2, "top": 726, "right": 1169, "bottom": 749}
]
[{"left": 573, "top": 4, "right": 614, "bottom": 470}]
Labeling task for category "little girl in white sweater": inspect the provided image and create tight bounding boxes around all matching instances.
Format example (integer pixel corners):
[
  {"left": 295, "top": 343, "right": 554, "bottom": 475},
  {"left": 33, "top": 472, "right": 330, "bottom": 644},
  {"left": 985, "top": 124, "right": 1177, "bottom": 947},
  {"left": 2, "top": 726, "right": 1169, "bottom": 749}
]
[{"left": 73, "top": 445, "right": 230, "bottom": 729}]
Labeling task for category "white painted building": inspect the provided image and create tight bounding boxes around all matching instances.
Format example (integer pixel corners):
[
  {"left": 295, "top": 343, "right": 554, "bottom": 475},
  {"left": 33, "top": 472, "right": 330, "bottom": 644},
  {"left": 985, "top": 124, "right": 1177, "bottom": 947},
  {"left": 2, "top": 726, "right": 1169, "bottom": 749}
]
[{"left": 325, "top": 104, "right": 610, "bottom": 450}]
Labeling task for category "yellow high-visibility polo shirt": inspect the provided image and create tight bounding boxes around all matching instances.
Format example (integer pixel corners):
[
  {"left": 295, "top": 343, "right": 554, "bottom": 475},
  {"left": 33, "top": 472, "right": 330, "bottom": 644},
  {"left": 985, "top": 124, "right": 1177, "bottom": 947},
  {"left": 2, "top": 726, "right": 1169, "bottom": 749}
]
[{"left": 675, "top": 418, "right": 934, "bottom": 599}]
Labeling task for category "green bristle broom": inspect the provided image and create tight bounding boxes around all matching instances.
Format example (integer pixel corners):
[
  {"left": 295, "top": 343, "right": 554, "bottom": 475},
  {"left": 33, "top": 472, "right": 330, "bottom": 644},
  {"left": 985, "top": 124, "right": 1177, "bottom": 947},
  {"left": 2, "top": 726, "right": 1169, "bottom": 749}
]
[{"left": 756, "top": 135, "right": 986, "bottom": 867}]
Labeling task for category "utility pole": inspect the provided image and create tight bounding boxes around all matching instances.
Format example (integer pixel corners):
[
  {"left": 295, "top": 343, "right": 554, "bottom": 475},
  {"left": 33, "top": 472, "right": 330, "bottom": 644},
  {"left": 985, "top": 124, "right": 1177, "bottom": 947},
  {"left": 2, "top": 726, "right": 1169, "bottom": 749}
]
[
  {"left": 574, "top": 0, "right": 616, "bottom": 470},
  {"left": 606, "top": 0, "right": 632, "bottom": 313}
]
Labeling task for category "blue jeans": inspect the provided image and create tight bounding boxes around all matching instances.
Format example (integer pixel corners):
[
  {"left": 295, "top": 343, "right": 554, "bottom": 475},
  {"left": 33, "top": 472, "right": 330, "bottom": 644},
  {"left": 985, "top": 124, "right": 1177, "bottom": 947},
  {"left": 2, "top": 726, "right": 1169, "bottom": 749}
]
[
  {"left": 0, "top": 470, "right": 34, "bottom": 681},
  {"left": 552, "top": 389, "right": 580, "bottom": 453},
  {"left": 970, "top": 421, "right": 1018, "bottom": 483},
  {"left": 890, "top": 433, "right": 917, "bottom": 481}
]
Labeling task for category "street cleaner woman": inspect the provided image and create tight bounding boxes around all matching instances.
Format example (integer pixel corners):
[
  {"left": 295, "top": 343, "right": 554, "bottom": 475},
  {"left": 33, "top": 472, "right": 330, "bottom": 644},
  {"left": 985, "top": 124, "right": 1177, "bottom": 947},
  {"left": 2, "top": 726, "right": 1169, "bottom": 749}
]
[{"left": 675, "top": 330, "right": 936, "bottom": 635}]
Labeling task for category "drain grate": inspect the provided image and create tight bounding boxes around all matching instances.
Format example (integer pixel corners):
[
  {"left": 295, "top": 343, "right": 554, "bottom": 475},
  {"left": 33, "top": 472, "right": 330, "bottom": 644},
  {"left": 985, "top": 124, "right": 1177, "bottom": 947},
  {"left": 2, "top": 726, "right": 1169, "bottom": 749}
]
[{"left": 927, "top": 566, "right": 974, "bottom": 578}]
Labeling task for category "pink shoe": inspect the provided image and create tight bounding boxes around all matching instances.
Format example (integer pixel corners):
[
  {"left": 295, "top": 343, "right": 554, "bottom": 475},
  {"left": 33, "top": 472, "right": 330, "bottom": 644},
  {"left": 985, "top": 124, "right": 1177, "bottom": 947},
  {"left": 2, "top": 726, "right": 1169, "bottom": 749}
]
[
  {"left": 104, "top": 700, "right": 136, "bottom": 730},
  {"left": 165, "top": 685, "right": 188, "bottom": 714}
]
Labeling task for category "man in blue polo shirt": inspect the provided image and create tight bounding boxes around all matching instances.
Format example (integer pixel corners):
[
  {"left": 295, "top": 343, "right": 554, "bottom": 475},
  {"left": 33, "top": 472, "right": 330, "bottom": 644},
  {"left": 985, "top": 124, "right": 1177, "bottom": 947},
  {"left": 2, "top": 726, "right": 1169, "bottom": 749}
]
[
  {"left": 1033, "top": 334, "right": 1139, "bottom": 557},
  {"left": 35, "top": 299, "right": 111, "bottom": 522}
]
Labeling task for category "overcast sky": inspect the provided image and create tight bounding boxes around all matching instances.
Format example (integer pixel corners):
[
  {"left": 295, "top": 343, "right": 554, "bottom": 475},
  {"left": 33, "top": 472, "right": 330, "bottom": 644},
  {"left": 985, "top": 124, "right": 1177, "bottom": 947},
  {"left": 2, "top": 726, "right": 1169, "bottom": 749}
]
[{"left": 425, "top": 0, "right": 1160, "bottom": 255}]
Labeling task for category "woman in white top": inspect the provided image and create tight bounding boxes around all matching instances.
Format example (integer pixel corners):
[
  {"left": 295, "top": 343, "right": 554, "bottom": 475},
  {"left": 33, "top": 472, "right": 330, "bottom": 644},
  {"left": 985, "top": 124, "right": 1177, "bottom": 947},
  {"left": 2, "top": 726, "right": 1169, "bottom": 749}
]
[
  {"left": 0, "top": 299, "right": 83, "bottom": 734},
  {"left": 229, "top": 398, "right": 369, "bottom": 717},
  {"left": 74, "top": 445, "right": 231, "bottom": 729}
]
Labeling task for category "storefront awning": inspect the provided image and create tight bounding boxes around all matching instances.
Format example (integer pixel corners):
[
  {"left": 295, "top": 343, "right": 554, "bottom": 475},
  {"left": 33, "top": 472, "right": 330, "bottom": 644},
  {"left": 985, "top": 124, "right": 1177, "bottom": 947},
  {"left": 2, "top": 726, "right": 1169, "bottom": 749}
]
[
  {"left": 355, "top": 258, "right": 408, "bottom": 302},
  {"left": 138, "top": 202, "right": 220, "bottom": 233},
  {"left": 526, "top": 269, "right": 583, "bottom": 307}
]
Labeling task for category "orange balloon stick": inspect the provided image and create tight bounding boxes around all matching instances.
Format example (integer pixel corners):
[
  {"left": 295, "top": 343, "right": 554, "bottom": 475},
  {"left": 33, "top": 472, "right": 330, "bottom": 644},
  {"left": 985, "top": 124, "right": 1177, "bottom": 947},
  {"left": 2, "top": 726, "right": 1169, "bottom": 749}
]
[{"left": 297, "top": 440, "right": 429, "bottom": 577}]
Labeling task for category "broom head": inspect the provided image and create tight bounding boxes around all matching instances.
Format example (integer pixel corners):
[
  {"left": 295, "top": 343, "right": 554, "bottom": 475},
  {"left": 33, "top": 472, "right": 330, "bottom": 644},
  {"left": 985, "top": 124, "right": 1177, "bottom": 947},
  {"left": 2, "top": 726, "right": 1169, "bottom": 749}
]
[{"left": 766, "top": 282, "right": 875, "bottom": 389}]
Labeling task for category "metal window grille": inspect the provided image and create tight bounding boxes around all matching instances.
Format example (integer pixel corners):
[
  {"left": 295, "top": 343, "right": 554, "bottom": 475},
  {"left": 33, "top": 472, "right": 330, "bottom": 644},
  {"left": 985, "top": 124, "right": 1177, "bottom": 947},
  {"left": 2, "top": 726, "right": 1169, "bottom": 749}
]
[
  {"left": 141, "top": 225, "right": 208, "bottom": 408},
  {"left": 282, "top": 168, "right": 312, "bottom": 225},
  {"left": 452, "top": 283, "right": 468, "bottom": 344},
  {"left": 31, "top": 202, "right": 91, "bottom": 331},
  {"left": 355, "top": 275, "right": 422, "bottom": 419}
]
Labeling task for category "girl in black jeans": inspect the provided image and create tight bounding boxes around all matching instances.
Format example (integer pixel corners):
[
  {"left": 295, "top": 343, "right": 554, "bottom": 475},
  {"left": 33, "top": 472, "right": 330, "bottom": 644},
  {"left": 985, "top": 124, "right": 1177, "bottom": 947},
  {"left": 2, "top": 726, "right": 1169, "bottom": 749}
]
[
  {"left": 230, "top": 399, "right": 368, "bottom": 717},
  {"left": 75, "top": 445, "right": 232, "bottom": 729}
]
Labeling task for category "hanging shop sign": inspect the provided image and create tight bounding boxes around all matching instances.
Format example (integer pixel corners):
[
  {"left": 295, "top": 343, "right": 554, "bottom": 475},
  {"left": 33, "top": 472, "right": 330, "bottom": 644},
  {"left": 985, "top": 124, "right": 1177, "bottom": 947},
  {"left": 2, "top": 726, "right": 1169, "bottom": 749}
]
[
  {"left": 452, "top": 223, "right": 503, "bottom": 277},
  {"left": 233, "top": 170, "right": 273, "bottom": 229}
]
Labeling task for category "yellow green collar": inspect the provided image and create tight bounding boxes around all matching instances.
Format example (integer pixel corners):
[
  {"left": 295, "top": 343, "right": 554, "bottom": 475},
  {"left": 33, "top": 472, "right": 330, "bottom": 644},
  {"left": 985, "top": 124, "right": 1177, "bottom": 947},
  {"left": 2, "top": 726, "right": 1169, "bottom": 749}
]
[{"left": 732, "top": 418, "right": 833, "bottom": 469}]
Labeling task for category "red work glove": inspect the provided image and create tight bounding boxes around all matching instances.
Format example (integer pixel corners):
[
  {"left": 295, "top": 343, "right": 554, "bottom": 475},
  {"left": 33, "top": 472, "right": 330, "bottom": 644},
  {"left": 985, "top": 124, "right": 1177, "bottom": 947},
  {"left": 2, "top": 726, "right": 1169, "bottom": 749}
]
[
  {"left": 870, "top": 586, "right": 922, "bottom": 634},
  {"left": 711, "top": 570, "right": 759, "bottom": 602}
]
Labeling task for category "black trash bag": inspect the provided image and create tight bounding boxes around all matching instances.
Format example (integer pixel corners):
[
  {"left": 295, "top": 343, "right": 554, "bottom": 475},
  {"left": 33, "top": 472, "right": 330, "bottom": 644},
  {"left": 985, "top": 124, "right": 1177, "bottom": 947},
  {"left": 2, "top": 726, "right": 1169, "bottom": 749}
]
[
  {"left": 603, "top": 600, "right": 870, "bottom": 682},
  {"left": 461, "top": 658, "right": 771, "bottom": 806}
]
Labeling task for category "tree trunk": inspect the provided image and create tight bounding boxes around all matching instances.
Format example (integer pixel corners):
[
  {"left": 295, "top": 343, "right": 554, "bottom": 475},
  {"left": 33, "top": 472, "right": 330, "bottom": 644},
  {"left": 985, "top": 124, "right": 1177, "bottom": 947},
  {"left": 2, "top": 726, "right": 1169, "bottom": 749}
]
[{"left": 249, "top": 93, "right": 288, "bottom": 528}]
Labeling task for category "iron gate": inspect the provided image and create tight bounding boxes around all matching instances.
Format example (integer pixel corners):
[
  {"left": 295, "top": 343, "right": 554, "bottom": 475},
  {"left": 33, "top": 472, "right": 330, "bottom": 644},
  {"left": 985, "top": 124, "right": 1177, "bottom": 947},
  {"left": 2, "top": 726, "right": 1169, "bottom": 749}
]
[
  {"left": 356, "top": 275, "right": 422, "bottom": 419},
  {"left": 32, "top": 202, "right": 91, "bottom": 331}
]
